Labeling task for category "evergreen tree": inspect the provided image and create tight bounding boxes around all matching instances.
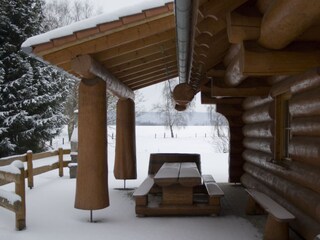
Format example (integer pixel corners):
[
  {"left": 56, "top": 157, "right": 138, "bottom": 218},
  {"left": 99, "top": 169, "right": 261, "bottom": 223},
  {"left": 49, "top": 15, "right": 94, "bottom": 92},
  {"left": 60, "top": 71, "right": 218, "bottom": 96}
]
[{"left": 0, "top": 0, "right": 68, "bottom": 157}]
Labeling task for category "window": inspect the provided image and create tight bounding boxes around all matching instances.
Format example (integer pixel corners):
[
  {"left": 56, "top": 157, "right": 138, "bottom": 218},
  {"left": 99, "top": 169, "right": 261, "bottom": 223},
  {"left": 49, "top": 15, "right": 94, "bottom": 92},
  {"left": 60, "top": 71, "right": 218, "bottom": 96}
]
[{"left": 274, "top": 92, "right": 292, "bottom": 163}]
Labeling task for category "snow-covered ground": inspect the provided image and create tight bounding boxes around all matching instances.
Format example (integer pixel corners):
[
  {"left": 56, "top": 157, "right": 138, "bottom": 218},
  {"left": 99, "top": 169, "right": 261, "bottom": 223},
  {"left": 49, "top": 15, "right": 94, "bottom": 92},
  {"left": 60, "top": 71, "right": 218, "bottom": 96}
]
[{"left": 0, "top": 126, "right": 261, "bottom": 240}]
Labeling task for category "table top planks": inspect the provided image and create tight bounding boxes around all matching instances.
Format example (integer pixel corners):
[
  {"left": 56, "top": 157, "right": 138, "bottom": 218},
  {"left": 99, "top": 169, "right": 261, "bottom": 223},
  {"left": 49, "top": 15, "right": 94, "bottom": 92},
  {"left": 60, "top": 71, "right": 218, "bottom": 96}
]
[
  {"left": 179, "top": 162, "right": 201, "bottom": 187},
  {"left": 154, "top": 162, "right": 180, "bottom": 186},
  {"left": 154, "top": 162, "right": 201, "bottom": 187}
]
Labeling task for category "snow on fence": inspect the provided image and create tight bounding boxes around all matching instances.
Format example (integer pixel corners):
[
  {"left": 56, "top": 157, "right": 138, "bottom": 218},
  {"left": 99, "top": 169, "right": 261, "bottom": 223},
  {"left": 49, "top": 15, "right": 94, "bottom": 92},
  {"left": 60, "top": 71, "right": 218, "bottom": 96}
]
[
  {"left": 0, "top": 149, "right": 71, "bottom": 230},
  {"left": 0, "top": 161, "right": 26, "bottom": 230},
  {"left": 0, "top": 148, "right": 71, "bottom": 189}
]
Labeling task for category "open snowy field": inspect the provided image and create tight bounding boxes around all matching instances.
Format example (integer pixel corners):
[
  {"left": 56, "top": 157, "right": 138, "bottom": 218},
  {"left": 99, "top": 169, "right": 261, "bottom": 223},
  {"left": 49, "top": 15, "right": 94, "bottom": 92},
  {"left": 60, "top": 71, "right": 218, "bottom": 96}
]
[{"left": 0, "top": 126, "right": 262, "bottom": 240}]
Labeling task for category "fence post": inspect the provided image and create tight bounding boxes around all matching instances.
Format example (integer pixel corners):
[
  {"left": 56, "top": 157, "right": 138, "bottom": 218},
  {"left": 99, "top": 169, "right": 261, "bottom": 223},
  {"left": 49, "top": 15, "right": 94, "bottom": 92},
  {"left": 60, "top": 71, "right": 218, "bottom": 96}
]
[
  {"left": 26, "top": 150, "right": 33, "bottom": 189},
  {"left": 58, "top": 148, "right": 63, "bottom": 177},
  {"left": 15, "top": 166, "right": 26, "bottom": 230}
]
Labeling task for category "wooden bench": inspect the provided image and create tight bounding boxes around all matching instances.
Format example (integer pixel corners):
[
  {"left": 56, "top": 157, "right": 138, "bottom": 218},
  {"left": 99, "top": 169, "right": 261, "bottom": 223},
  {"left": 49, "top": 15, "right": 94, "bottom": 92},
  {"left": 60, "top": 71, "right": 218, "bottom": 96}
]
[
  {"left": 202, "top": 174, "right": 224, "bottom": 215},
  {"left": 133, "top": 176, "right": 154, "bottom": 215},
  {"left": 0, "top": 161, "right": 26, "bottom": 230},
  {"left": 246, "top": 189, "right": 295, "bottom": 240}
]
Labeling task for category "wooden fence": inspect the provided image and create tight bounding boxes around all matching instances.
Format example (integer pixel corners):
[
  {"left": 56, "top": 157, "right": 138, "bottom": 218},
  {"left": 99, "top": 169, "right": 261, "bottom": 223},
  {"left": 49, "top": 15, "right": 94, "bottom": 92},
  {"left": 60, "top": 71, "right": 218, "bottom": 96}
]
[
  {"left": 0, "top": 148, "right": 71, "bottom": 230},
  {"left": 0, "top": 148, "right": 71, "bottom": 188},
  {"left": 0, "top": 161, "right": 26, "bottom": 230}
]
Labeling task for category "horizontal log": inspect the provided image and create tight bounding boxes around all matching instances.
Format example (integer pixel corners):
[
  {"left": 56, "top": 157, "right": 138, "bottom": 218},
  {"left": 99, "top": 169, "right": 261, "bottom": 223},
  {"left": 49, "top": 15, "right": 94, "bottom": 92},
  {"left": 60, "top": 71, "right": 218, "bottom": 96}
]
[
  {"left": 243, "top": 48, "right": 320, "bottom": 76},
  {"left": 289, "top": 137, "right": 320, "bottom": 166},
  {"left": 172, "top": 83, "right": 195, "bottom": 106},
  {"left": 291, "top": 116, "right": 320, "bottom": 137},
  {"left": 0, "top": 195, "right": 20, "bottom": 212},
  {"left": 71, "top": 55, "right": 134, "bottom": 100},
  {"left": 242, "top": 102, "right": 274, "bottom": 124},
  {"left": 243, "top": 162, "right": 320, "bottom": 223},
  {"left": 200, "top": 93, "right": 243, "bottom": 105},
  {"left": 243, "top": 137, "right": 274, "bottom": 154},
  {"left": 33, "top": 151, "right": 58, "bottom": 160},
  {"left": 0, "top": 154, "right": 26, "bottom": 167},
  {"left": 223, "top": 43, "right": 241, "bottom": 66},
  {"left": 241, "top": 173, "right": 320, "bottom": 240},
  {"left": 33, "top": 163, "right": 58, "bottom": 176},
  {"left": 212, "top": 84, "right": 270, "bottom": 97},
  {"left": 258, "top": 0, "right": 320, "bottom": 49},
  {"left": 0, "top": 171, "right": 19, "bottom": 183},
  {"left": 227, "top": 12, "right": 261, "bottom": 44},
  {"left": 271, "top": 67, "right": 320, "bottom": 97},
  {"left": 243, "top": 149, "right": 320, "bottom": 194},
  {"left": 242, "top": 96, "right": 273, "bottom": 110},
  {"left": 289, "top": 88, "right": 320, "bottom": 117},
  {"left": 243, "top": 122, "right": 274, "bottom": 138}
]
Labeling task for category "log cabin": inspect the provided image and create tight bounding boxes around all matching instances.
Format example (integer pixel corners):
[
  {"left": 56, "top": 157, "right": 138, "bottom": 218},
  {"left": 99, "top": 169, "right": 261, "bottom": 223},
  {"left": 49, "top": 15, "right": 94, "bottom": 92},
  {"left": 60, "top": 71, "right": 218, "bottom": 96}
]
[{"left": 22, "top": 0, "right": 320, "bottom": 239}]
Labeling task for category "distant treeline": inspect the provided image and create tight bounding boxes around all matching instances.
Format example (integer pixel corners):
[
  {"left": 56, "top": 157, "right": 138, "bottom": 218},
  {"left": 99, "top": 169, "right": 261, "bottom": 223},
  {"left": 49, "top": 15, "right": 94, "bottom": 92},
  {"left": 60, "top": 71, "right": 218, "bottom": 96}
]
[{"left": 136, "top": 112, "right": 228, "bottom": 126}]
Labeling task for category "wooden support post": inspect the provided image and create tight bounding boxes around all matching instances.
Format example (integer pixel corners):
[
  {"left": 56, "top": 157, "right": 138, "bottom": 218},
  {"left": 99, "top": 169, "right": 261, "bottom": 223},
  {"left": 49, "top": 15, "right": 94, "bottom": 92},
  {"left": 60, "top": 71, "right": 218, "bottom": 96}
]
[
  {"left": 15, "top": 166, "right": 26, "bottom": 230},
  {"left": 264, "top": 215, "right": 289, "bottom": 240},
  {"left": 58, "top": 148, "right": 63, "bottom": 177},
  {"left": 26, "top": 150, "right": 33, "bottom": 189},
  {"left": 114, "top": 98, "right": 137, "bottom": 181},
  {"left": 75, "top": 78, "right": 109, "bottom": 210}
]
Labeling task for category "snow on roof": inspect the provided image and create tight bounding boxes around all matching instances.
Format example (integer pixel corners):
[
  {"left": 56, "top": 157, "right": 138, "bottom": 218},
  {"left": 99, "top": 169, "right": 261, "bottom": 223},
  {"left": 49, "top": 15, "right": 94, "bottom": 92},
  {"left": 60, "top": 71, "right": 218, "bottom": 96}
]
[{"left": 22, "top": 0, "right": 172, "bottom": 48}]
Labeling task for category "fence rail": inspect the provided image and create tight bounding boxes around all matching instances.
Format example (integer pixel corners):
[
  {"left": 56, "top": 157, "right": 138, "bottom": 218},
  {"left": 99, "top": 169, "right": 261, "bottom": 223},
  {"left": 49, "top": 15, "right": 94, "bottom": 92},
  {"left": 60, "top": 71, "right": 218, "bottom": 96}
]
[
  {"left": 0, "top": 148, "right": 71, "bottom": 230},
  {"left": 0, "top": 148, "right": 71, "bottom": 188}
]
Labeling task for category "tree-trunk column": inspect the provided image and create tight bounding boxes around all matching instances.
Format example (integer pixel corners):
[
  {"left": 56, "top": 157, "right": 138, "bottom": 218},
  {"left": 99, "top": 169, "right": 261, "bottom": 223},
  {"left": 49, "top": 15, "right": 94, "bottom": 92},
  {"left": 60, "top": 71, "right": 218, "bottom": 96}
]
[
  {"left": 114, "top": 98, "right": 137, "bottom": 180},
  {"left": 75, "top": 78, "right": 109, "bottom": 210}
]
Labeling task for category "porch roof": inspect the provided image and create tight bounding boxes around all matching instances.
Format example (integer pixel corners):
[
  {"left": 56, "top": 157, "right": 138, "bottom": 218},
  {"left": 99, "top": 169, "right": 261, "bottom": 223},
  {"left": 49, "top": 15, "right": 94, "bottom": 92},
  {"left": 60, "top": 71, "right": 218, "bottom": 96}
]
[{"left": 22, "top": 1, "right": 176, "bottom": 91}]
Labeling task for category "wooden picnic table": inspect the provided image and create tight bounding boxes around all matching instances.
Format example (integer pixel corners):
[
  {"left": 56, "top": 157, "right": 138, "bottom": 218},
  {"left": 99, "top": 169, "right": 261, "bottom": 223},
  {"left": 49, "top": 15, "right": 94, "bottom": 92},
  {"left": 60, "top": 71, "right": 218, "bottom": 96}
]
[
  {"left": 133, "top": 158, "right": 224, "bottom": 216},
  {"left": 154, "top": 162, "right": 201, "bottom": 205}
]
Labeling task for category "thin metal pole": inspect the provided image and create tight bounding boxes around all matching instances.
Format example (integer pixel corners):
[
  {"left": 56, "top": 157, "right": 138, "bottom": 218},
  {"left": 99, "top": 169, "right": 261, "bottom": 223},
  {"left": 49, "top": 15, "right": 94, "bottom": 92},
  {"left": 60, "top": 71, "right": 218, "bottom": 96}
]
[
  {"left": 124, "top": 179, "right": 126, "bottom": 189},
  {"left": 90, "top": 210, "right": 93, "bottom": 222}
]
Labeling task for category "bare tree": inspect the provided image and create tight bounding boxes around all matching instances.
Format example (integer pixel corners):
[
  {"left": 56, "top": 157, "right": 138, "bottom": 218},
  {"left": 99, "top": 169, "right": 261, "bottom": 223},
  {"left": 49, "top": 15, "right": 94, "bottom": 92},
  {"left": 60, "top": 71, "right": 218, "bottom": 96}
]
[
  {"left": 207, "top": 105, "right": 229, "bottom": 153},
  {"left": 153, "top": 79, "right": 193, "bottom": 138},
  {"left": 43, "top": 0, "right": 100, "bottom": 31}
]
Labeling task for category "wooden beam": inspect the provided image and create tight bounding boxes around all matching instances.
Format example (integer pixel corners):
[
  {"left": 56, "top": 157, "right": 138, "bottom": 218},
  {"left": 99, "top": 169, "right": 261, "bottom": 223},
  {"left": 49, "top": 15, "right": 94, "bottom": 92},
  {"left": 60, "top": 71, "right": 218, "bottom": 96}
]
[
  {"left": 114, "top": 56, "right": 176, "bottom": 77},
  {"left": 242, "top": 45, "right": 320, "bottom": 76},
  {"left": 199, "top": 0, "right": 248, "bottom": 18},
  {"left": 258, "top": 0, "right": 320, "bottom": 49},
  {"left": 211, "top": 80, "right": 270, "bottom": 97},
  {"left": 206, "top": 69, "right": 225, "bottom": 78},
  {"left": 71, "top": 55, "right": 134, "bottom": 100},
  {"left": 93, "top": 28, "right": 175, "bottom": 62},
  {"left": 123, "top": 67, "right": 177, "bottom": 84},
  {"left": 201, "top": 93, "right": 243, "bottom": 105},
  {"left": 101, "top": 39, "right": 176, "bottom": 68},
  {"left": 227, "top": 11, "right": 320, "bottom": 45},
  {"left": 42, "top": 14, "right": 175, "bottom": 64},
  {"left": 126, "top": 69, "right": 177, "bottom": 86},
  {"left": 131, "top": 73, "right": 177, "bottom": 90},
  {"left": 120, "top": 64, "right": 177, "bottom": 83},
  {"left": 108, "top": 47, "right": 176, "bottom": 73},
  {"left": 225, "top": 42, "right": 320, "bottom": 80},
  {"left": 227, "top": 12, "right": 261, "bottom": 44}
]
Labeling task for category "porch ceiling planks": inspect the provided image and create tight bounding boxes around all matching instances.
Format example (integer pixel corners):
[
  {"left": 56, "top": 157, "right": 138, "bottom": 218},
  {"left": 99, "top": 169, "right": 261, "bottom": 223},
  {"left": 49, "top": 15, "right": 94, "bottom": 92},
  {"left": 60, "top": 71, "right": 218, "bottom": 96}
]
[{"left": 26, "top": 2, "right": 177, "bottom": 91}]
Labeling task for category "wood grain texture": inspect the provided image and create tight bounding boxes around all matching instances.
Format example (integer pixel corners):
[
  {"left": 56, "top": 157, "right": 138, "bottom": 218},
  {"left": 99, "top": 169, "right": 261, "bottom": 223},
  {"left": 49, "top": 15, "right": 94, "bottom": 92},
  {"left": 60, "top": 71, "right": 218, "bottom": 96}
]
[
  {"left": 75, "top": 79, "right": 109, "bottom": 210},
  {"left": 114, "top": 99, "right": 137, "bottom": 180}
]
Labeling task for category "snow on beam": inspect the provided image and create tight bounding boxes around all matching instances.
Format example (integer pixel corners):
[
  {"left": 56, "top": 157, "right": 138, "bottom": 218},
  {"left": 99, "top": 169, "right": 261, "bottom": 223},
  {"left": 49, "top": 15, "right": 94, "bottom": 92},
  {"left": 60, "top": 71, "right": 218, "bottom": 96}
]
[{"left": 71, "top": 55, "right": 135, "bottom": 100}]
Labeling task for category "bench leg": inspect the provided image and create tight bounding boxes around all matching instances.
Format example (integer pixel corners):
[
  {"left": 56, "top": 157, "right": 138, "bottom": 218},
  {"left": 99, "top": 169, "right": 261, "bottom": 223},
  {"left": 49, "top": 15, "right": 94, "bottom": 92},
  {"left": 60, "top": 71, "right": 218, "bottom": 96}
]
[
  {"left": 246, "top": 196, "right": 264, "bottom": 215},
  {"left": 264, "top": 214, "right": 289, "bottom": 240}
]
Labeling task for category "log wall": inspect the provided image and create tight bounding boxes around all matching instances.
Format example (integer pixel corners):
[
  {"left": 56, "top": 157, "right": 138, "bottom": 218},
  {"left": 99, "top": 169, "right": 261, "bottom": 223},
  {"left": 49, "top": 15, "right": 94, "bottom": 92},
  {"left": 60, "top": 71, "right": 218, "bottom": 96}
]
[{"left": 241, "top": 68, "right": 320, "bottom": 239}]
